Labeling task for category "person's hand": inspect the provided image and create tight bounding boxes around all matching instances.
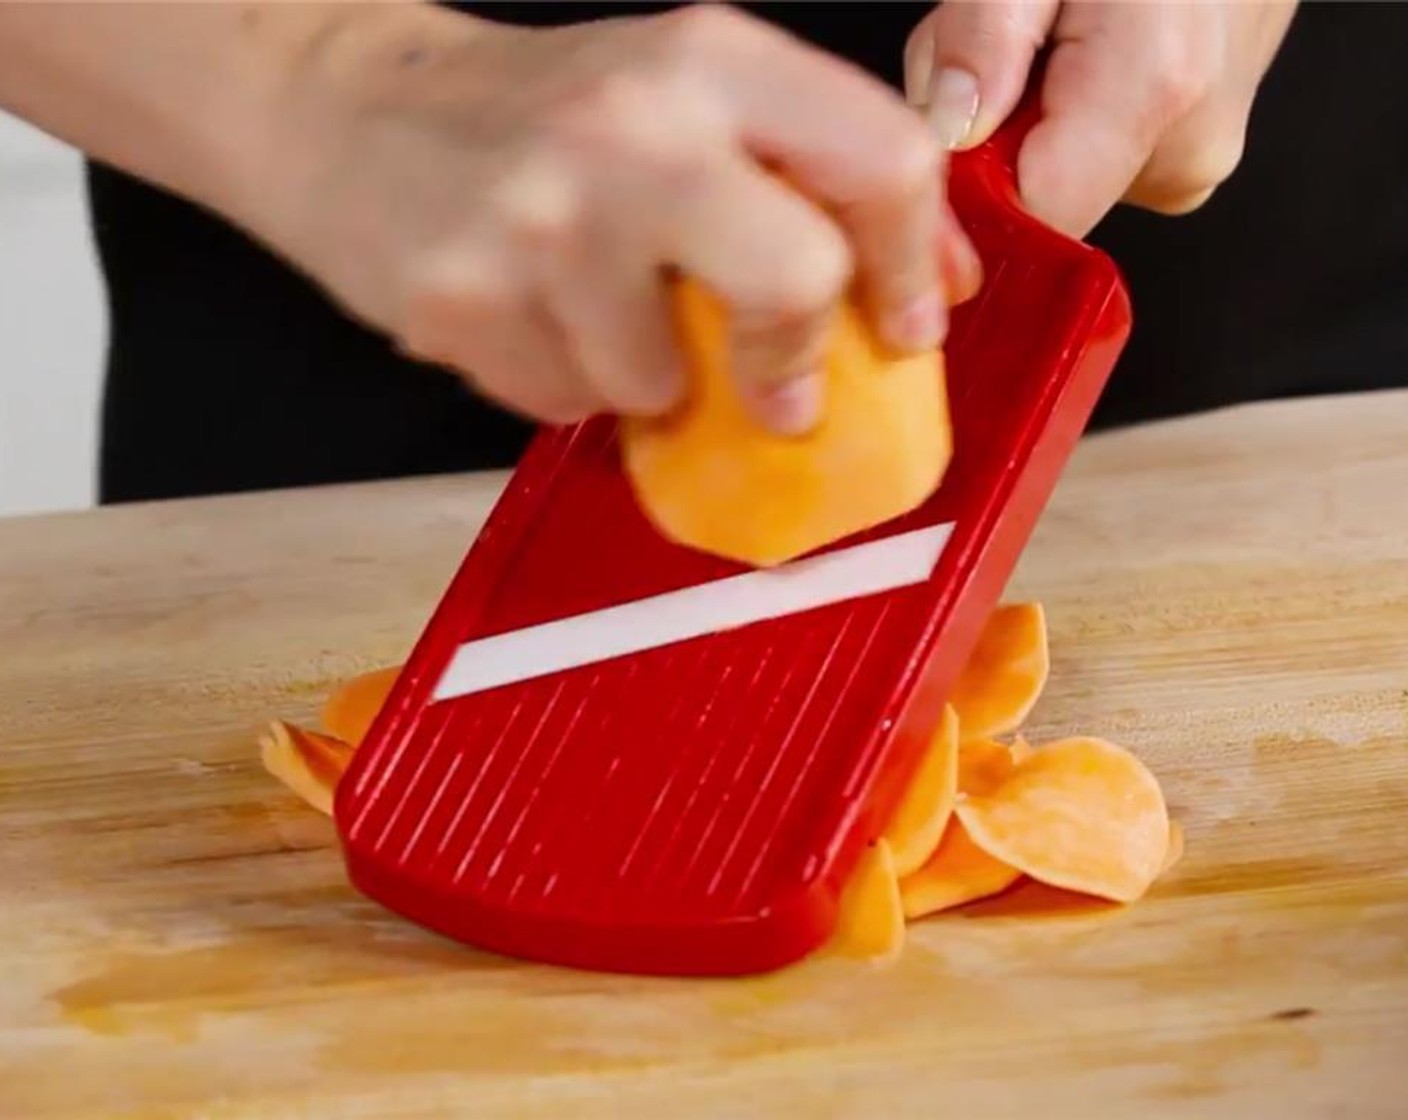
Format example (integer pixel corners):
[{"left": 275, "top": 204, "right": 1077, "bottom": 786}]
[
  {"left": 247, "top": 4, "right": 980, "bottom": 435},
  {"left": 903, "top": 1, "right": 1298, "bottom": 237}
]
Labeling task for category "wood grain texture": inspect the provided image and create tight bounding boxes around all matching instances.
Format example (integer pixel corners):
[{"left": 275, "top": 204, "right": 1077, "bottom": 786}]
[{"left": 1, "top": 389, "right": 1405, "bottom": 1119}]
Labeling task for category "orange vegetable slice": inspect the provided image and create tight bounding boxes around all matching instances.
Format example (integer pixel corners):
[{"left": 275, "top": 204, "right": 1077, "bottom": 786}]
[
  {"left": 947, "top": 603, "right": 1049, "bottom": 739},
  {"left": 956, "top": 735, "right": 1027, "bottom": 797},
  {"left": 321, "top": 664, "right": 401, "bottom": 747},
  {"left": 955, "top": 736, "right": 1170, "bottom": 904},
  {"left": 900, "top": 818, "right": 1023, "bottom": 918},
  {"left": 881, "top": 704, "right": 959, "bottom": 876},
  {"left": 258, "top": 720, "right": 354, "bottom": 815},
  {"left": 898, "top": 736, "right": 1027, "bottom": 917},
  {"left": 826, "top": 839, "right": 905, "bottom": 962},
  {"left": 620, "top": 278, "right": 952, "bottom": 568}
]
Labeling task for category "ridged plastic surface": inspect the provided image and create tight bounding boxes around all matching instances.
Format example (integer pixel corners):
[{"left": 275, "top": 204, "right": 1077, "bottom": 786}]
[{"left": 333, "top": 95, "right": 1133, "bottom": 976}]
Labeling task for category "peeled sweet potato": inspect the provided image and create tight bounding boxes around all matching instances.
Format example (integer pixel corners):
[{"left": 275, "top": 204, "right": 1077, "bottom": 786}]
[{"left": 620, "top": 278, "right": 952, "bottom": 568}]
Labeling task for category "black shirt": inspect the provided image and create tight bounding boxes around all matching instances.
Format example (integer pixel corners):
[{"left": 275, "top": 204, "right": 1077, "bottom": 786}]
[{"left": 87, "top": 2, "right": 1408, "bottom": 504}]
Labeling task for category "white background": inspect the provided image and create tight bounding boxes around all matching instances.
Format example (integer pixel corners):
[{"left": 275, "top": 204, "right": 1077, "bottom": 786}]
[{"left": 0, "top": 109, "right": 106, "bottom": 517}]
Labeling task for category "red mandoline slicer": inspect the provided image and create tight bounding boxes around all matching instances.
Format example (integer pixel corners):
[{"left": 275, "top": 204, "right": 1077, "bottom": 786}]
[{"left": 332, "top": 90, "right": 1132, "bottom": 977}]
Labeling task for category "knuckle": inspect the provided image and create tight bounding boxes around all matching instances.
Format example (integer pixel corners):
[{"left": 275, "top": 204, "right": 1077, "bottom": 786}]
[
  {"left": 562, "top": 70, "right": 658, "bottom": 139},
  {"left": 551, "top": 69, "right": 724, "bottom": 164},
  {"left": 1146, "top": 36, "right": 1214, "bottom": 123},
  {"left": 649, "top": 147, "right": 720, "bottom": 209},
  {"left": 886, "top": 117, "right": 942, "bottom": 194},
  {"left": 977, "top": 4, "right": 1048, "bottom": 54},
  {"left": 1138, "top": 125, "right": 1246, "bottom": 214},
  {"left": 612, "top": 370, "right": 684, "bottom": 417},
  {"left": 399, "top": 254, "right": 504, "bottom": 359},
  {"left": 764, "top": 228, "right": 852, "bottom": 321},
  {"left": 999, "top": 3, "right": 1050, "bottom": 50},
  {"left": 465, "top": 361, "right": 598, "bottom": 426},
  {"left": 655, "top": 2, "right": 754, "bottom": 59},
  {"left": 493, "top": 157, "right": 582, "bottom": 249},
  {"left": 1148, "top": 67, "right": 1201, "bottom": 124},
  {"left": 1199, "top": 127, "right": 1248, "bottom": 188}
]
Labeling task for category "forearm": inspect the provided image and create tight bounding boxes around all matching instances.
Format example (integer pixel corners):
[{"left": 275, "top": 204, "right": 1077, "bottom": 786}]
[{"left": 0, "top": 2, "right": 438, "bottom": 229}]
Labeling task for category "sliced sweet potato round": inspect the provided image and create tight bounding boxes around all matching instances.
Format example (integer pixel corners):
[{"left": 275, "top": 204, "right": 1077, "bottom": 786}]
[
  {"left": 955, "top": 736, "right": 1170, "bottom": 903},
  {"left": 900, "top": 817, "right": 1022, "bottom": 918},
  {"left": 258, "top": 720, "right": 354, "bottom": 816},
  {"left": 898, "top": 736, "right": 1027, "bottom": 917},
  {"left": 321, "top": 664, "right": 402, "bottom": 747},
  {"left": 621, "top": 278, "right": 952, "bottom": 568},
  {"left": 882, "top": 704, "right": 959, "bottom": 877},
  {"left": 957, "top": 735, "right": 1025, "bottom": 797},
  {"left": 827, "top": 839, "right": 905, "bottom": 962},
  {"left": 947, "top": 603, "right": 1049, "bottom": 739}
]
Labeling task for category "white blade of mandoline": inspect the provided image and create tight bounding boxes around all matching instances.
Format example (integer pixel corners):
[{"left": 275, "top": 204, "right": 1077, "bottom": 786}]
[{"left": 431, "top": 522, "right": 955, "bottom": 702}]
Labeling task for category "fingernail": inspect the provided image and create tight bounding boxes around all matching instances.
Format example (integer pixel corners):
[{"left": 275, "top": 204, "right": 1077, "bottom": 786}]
[
  {"left": 926, "top": 67, "right": 979, "bottom": 151},
  {"left": 749, "top": 373, "right": 822, "bottom": 436},
  {"left": 885, "top": 292, "right": 946, "bottom": 352}
]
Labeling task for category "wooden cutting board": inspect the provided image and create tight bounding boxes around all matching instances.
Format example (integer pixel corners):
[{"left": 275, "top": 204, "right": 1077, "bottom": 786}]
[{"left": 1, "top": 389, "right": 1405, "bottom": 1119}]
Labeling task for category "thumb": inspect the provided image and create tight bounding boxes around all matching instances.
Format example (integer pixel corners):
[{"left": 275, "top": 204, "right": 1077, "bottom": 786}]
[{"left": 905, "top": 1, "right": 1058, "bottom": 150}]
